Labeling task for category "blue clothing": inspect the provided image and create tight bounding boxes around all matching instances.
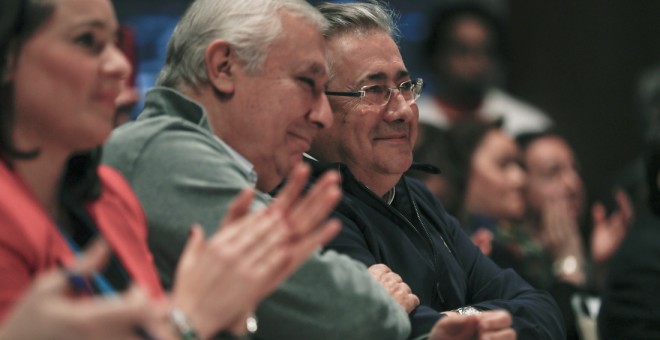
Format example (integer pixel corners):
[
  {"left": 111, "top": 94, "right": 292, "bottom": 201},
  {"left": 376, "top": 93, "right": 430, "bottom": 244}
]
[{"left": 309, "top": 160, "right": 566, "bottom": 339}]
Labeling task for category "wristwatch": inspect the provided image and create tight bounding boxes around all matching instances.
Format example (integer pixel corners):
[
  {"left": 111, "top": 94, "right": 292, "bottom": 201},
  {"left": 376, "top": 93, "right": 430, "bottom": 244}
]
[
  {"left": 553, "top": 255, "right": 579, "bottom": 277},
  {"left": 453, "top": 306, "right": 482, "bottom": 316}
]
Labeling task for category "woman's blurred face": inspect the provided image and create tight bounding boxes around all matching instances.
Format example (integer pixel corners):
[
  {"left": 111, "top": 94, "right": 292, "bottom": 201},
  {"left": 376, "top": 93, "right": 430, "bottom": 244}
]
[
  {"left": 465, "top": 129, "right": 527, "bottom": 220},
  {"left": 11, "top": 0, "right": 129, "bottom": 154}
]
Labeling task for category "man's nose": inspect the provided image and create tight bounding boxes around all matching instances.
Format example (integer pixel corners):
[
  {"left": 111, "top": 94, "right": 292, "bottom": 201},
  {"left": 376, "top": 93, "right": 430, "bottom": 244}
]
[
  {"left": 384, "top": 90, "right": 414, "bottom": 123},
  {"left": 309, "top": 92, "right": 333, "bottom": 129}
]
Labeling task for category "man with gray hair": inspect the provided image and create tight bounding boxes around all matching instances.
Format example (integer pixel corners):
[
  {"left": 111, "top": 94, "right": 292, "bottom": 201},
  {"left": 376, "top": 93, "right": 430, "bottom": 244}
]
[
  {"left": 305, "top": 2, "right": 565, "bottom": 339},
  {"left": 103, "top": 0, "right": 411, "bottom": 338}
]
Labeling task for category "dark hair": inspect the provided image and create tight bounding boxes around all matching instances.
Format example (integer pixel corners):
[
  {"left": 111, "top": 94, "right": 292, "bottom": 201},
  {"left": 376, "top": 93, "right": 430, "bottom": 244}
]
[
  {"left": 515, "top": 128, "right": 573, "bottom": 155},
  {"left": 414, "top": 119, "right": 502, "bottom": 216},
  {"left": 1, "top": 0, "right": 101, "bottom": 201},
  {"left": 1, "top": 0, "right": 54, "bottom": 159},
  {"left": 424, "top": 3, "right": 506, "bottom": 66}
]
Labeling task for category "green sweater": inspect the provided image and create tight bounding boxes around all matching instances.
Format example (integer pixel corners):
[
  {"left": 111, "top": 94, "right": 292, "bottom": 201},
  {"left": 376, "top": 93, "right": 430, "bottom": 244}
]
[{"left": 102, "top": 87, "right": 411, "bottom": 340}]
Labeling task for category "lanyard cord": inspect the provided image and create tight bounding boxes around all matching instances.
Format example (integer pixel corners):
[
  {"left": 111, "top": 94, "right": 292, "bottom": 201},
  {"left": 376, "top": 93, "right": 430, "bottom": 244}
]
[{"left": 56, "top": 226, "right": 118, "bottom": 298}]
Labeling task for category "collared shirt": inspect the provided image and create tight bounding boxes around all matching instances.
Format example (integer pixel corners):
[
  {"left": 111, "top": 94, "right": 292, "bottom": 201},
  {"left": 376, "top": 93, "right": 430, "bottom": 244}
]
[{"left": 215, "top": 135, "right": 258, "bottom": 188}]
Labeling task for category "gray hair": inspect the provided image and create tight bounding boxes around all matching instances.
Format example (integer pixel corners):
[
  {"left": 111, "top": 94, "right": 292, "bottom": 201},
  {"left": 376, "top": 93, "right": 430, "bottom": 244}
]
[
  {"left": 316, "top": 1, "right": 400, "bottom": 42},
  {"left": 157, "top": 0, "right": 327, "bottom": 90}
]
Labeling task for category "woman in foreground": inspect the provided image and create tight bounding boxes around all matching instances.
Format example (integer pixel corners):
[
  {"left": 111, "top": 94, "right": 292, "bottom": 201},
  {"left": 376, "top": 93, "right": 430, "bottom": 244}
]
[{"left": 0, "top": 0, "right": 341, "bottom": 338}]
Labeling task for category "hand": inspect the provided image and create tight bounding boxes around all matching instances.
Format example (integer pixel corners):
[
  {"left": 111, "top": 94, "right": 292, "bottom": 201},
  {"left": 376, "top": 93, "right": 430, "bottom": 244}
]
[
  {"left": 171, "top": 163, "right": 342, "bottom": 338},
  {"left": 476, "top": 310, "right": 516, "bottom": 340},
  {"left": 538, "top": 197, "right": 586, "bottom": 285},
  {"left": 430, "top": 310, "right": 515, "bottom": 340},
  {"left": 428, "top": 314, "right": 478, "bottom": 340},
  {"left": 539, "top": 198, "right": 582, "bottom": 258},
  {"left": 0, "top": 241, "right": 162, "bottom": 340},
  {"left": 591, "top": 190, "right": 633, "bottom": 263},
  {"left": 368, "top": 264, "right": 419, "bottom": 313},
  {"left": 470, "top": 228, "right": 494, "bottom": 256}
]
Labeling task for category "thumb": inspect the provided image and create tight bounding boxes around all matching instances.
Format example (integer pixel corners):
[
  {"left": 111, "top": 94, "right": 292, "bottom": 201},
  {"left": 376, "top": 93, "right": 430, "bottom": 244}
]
[
  {"left": 591, "top": 202, "right": 606, "bottom": 228},
  {"left": 178, "top": 224, "right": 205, "bottom": 271}
]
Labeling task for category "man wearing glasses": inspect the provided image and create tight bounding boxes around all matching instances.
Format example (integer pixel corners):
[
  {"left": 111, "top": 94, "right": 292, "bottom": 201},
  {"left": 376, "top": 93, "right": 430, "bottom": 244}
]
[
  {"left": 306, "top": 2, "right": 565, "bottom": 339},
  {"left": 102, "top": 0, "right": 412, "bottom": 339}
]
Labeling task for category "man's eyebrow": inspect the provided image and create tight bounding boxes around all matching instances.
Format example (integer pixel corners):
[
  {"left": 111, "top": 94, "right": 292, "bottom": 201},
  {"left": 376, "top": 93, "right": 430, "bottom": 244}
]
[
  {"left": 360, "top": 70, "right": 411, "bottom": 84},
  {"left": 395, "top": 70, "right": 411, "bottom": 80}
]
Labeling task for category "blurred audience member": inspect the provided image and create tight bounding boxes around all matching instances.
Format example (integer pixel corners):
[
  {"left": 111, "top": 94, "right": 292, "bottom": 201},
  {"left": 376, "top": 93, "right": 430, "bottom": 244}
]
[
  {"left": 518, "top": 130, "right": 633, "bottom": 340},
  {"left": 114, "top": 25, "right": 139, "bottom": 126},
  {"left": 413, "top": 121, "right": 526, "bottom": 257},
  {"left": 599, "top": 134, "right": 660, "bottom": 339},
  {"left": 419, "top": 3, "right": 552, "bottom": 136}
]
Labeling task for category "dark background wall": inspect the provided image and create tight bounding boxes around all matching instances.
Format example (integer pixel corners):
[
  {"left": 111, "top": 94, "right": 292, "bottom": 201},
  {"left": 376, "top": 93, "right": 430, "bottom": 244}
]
[
  {"left": 507, "top": 0, "right": 660, "bottom": 204},
  {"left": 112, "top": 0, "right": 660, "bottom": 205}
]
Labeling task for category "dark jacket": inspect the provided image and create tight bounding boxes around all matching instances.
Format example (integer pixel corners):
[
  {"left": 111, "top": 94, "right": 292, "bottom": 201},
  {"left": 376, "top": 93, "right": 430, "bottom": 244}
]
[
  {"left": 310, "top": 160, "right": 565, "bottom": 339},
  {"left": 599, "top": 215, "right": 660, "bottom": 339}
]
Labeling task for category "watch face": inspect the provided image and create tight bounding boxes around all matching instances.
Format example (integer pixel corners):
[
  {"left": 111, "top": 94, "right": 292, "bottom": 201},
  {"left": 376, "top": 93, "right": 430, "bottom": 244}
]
[{"left": 457, "top": 306, "right": 482, "bottom": 316}]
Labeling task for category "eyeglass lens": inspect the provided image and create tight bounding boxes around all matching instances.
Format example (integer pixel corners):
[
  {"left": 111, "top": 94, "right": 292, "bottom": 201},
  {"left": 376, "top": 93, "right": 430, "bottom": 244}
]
[{"left": 363, "top": 80, "right": 422, "bottom": 106}]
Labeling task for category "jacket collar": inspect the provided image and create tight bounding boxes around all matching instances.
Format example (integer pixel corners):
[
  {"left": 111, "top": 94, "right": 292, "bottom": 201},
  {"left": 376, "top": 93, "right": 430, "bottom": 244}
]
[{"left": 137, "top": 87, "right": 212, "bottom": 132}]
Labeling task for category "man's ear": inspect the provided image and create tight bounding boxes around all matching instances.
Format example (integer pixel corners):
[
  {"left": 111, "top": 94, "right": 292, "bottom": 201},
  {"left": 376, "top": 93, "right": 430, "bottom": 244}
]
[{"left": 205, "top": 39, "right": 235, "bottom": 95}]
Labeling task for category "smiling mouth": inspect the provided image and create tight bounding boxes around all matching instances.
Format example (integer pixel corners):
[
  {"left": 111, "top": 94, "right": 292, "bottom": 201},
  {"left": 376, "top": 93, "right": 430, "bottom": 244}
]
[
  {"left": 374, "top": 134, "right": 409, "bottom": 142},
  {"left": 288, "top": 132, "right": 312, "bottom": 150},
  {"left": 95, "top": 91, "right": 120, "bottom": 109}
]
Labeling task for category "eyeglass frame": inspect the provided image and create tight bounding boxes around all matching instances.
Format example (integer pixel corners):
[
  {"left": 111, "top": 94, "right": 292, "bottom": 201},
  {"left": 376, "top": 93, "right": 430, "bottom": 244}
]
[{"left": 325, "top": 78, "right": 424, "bottom": 107}]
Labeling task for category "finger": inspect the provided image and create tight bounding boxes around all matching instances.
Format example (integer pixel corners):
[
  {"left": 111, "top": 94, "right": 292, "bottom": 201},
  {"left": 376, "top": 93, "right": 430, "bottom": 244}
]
[
  {"left": 288, "top": 171, "right": 341, "bottom": 235},
  {"left": 478, "top": 328, "right": 517, "bottom": 340},
  {"left": 390, "top": 272, "right": 403, "bottom": 284},
  {"left": 239, "top": 212, "right": 290, "bottom": 267},
  {"left": 177, "top": 225, "right": 206, "bottom": 273},
  {"left": 270, "top": 163, "right": 310, "bottom": 213},
  {"left": 291, "top": 171, "right": 341, "bottom": 224},
  {"left": 591, "top": 202, "right": 607, "bottom": 228},
  {"left": 410, "top": 293, "right": 420, "bottom": 308},
  {"left": 614, "top": 190, "right": 634, "bottom": 223},
  {"left": 288, "top": 219, "right": 341, "bottom": 264},
  {"left": 368, "top": 264, "right": 391, "bottom": 281},
  {"left": 432, "top": 315, "right": 478, "bottom": 338},
  {"left": 478, "top": 310, "right": 512, "bottom": 332},
  {"left": 249, "top": 245, "right": 291, "bottom": 300},
  {"left": 274, "top": 219, "right": 341, "bottom": 282},
  {"left": 220, "top": 188, "right": 256, "bottom": 226},
  {"left": 71, "top": 239, "right": 110, "bottom": 275},
  {"left": 211, "top": 208, "right": 270, "bottom": 246}
]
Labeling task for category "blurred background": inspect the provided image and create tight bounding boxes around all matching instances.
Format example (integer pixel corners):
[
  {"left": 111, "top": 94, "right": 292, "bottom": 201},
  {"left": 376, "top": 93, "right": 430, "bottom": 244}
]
[{"left": 112, "top": 0, "right": 660, "bottom": 210}]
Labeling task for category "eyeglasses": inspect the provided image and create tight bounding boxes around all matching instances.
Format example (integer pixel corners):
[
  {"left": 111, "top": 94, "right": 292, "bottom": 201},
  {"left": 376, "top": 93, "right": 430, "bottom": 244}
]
[{"left": 325, "top": 78, "right": 424, "bottom": 107}]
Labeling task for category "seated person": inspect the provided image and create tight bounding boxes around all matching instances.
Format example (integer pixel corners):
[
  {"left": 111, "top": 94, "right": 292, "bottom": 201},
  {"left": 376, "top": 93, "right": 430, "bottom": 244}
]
[
  {"left": 305, "top": 2, "right": 565, "bottom": 339},
  {"left": 102, "top": 0, "right": 411, "bottom": 339},
  {"left": 412, "top": 121, "right": 527, "bottom": 257},
  {"left": 517, "top": 130, "right": 633, "bottom": 339},
  {"left": 417, "top": 3, "right": 552, "bottom": 136},
  {"left": 599, "top": 134, "right": 660, "bottom": 339},
  {"left": 0, "top": 0, "right": 342, "bottom": 338}
]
